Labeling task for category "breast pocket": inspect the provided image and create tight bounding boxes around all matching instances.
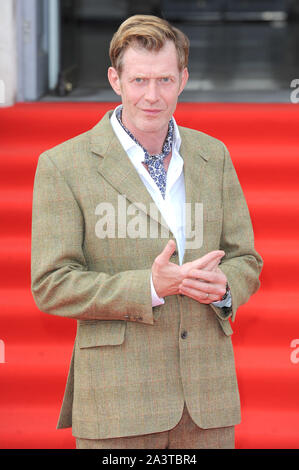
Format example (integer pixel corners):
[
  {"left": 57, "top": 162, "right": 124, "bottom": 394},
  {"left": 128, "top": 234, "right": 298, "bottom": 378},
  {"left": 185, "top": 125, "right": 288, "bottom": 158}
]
[{"left": 78, "top": 320, "right": 126, "bottom": 348}]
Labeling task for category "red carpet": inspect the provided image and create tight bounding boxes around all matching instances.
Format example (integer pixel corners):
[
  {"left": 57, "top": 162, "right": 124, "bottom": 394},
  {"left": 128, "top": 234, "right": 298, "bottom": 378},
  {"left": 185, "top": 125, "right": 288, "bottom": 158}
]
[{"left": 1, "top": 102, "right": 299, "bottom": 449}]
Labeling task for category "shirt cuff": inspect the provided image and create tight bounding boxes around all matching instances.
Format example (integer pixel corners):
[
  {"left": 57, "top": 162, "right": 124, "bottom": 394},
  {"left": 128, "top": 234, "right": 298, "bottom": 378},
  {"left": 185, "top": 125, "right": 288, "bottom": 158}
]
[
  {"left": 150, "top": 274, "right": 165, "bottom": 307},
  {"left": 212, "top": 291, "right": 232, "bottom": 308}
]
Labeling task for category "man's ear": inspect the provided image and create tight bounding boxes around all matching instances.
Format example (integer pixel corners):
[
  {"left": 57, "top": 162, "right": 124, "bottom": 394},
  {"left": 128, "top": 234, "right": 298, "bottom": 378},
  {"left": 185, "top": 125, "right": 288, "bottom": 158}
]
[
  {"left": 108, "top": 67, "right": 121, "bottom": 96},
  {"left": 178, "top": 67, "right": 189, "bottom": 96}
]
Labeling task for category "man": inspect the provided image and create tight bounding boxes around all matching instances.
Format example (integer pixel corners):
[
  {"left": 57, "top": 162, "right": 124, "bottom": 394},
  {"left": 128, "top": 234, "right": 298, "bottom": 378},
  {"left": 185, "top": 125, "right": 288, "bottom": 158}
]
[{"left": 31, "top": 15, "right": 263, "bottom": 449}]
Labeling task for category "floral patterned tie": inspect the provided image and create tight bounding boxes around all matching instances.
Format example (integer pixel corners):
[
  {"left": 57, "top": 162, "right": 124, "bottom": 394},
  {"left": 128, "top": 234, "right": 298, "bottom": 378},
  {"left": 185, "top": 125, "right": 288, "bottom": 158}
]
[{"left": 116, "top": 107, "right": 174, "bottom": 199}]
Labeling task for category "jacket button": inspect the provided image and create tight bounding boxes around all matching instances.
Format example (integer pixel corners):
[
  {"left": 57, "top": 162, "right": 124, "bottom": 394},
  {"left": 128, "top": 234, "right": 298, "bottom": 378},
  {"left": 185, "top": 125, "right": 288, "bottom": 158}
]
[{"left": 181, "top": 330, "right": 188, "bottom": 339}]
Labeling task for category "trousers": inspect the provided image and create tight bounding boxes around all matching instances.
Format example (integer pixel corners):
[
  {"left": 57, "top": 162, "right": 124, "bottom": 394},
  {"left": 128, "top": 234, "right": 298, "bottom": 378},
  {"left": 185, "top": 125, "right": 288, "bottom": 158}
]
[{"left": 75, "top": 403, "right": 235, "bottom": 449}]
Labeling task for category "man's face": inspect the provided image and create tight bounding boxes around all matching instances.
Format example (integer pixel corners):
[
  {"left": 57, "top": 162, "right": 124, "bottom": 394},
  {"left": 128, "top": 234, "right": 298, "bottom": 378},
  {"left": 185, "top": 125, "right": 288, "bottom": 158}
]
[{"left": 108, "top": 40, "right": 189, "bottom": 137}]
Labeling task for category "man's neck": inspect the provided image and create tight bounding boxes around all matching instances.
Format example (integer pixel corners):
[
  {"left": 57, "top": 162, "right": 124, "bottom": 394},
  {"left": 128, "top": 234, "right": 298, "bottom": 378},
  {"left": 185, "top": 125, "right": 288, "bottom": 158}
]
[
  {"left": 134, "top": 130, "right": 168, "bottom": 155},
  {"left": 121, "top": 112, "right": 169, "bottom": 155}
]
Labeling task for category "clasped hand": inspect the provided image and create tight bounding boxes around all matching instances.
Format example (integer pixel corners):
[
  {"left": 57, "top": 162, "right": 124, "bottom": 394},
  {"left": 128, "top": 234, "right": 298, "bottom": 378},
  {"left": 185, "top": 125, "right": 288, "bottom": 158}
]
[{"left": 151, "top": 240, "right": 227, "bottom": 304}]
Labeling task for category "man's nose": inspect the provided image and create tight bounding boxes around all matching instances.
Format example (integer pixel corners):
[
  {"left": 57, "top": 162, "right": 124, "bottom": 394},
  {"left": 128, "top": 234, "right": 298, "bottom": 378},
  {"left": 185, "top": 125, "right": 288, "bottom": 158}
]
[{"left": 144, "top": 80, "right": 159, "bottom": 103}]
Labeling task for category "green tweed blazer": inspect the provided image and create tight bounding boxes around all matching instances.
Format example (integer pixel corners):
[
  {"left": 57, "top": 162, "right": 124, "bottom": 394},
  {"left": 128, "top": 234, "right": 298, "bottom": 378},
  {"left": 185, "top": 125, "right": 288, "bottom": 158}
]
[{"left": 31, "top": 110, "right": 263, "bottom": 439}]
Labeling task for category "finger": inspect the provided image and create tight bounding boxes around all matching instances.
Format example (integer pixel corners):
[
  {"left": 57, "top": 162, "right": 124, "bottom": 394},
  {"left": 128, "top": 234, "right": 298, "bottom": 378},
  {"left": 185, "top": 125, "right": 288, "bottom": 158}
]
[
  {"left": 156, "top": 239, "right": 177, "bottom": 264},
  {"left": 179, "top": 285, "right": 220, "bottom": 303},
  {"left": 201, "top": 254, "right": 224, "bottom": 272},
  {"left": 180, "top": 278, "right": 226, "bottom": 297},
  {"left": 185, "top": 268, "right": 225, "bottom": 284},
  {"left": 191, "top": 250, "right": 225, "bottom": 271},
  {"left": 202, "top": 259, "right": 221, "bottom": 272}
]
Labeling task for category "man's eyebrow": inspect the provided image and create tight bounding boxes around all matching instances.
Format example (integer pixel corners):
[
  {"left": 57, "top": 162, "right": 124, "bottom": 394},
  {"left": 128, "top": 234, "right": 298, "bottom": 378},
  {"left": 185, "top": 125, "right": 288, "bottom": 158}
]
[
  {"left": 128, "top": 73, "right": 175, "bottom": 79},
  {"left": 128, "top": 73, "right": 146, "bottom": 77},
  {"left": 127, "top": 74, "right": 145, "bottom": 81}
]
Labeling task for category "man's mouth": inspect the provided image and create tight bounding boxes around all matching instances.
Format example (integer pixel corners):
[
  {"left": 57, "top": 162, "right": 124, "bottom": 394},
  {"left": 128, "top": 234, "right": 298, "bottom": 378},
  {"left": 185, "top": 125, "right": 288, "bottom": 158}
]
[{"left": 141, "top": 109, "right": 162, "bottom": 115}]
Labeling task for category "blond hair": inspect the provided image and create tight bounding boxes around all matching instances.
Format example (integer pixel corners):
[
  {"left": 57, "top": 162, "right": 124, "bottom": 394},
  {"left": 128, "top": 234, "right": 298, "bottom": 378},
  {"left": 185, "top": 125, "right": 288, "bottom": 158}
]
[{"left": 109, "top": 15, "right": 189, "bottom": 74}]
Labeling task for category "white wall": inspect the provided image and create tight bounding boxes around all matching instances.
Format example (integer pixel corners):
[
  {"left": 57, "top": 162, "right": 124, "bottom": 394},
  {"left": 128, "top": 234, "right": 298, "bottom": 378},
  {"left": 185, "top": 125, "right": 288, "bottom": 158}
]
[{"left": 0, "top": 0, "right": 17, "bottom": 107}]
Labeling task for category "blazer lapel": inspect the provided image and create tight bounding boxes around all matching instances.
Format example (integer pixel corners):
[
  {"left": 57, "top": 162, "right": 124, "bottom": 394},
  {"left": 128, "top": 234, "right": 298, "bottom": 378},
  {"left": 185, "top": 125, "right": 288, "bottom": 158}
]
[
  {"left": 179, "top": 127, "right": 209, "bottom": 261},
  {"left": 90, "top": 110, "right": 170, "bottom": 233}
]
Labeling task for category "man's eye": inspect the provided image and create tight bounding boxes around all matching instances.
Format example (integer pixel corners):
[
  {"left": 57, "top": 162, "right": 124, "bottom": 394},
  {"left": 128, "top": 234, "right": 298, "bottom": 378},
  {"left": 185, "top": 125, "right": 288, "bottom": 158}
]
[
  {"left": 161, "top": 77, "right": 170, "bottom": 82},
  {"left": 135, "top": 78, "right": 143, "bottom": 83}
]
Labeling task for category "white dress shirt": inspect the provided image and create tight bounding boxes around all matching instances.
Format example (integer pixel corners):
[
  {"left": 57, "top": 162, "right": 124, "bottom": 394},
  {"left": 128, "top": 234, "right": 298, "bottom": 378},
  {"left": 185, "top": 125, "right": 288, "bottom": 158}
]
[{"left": 110, "top": 105, "right": 231, "bottom": 309}]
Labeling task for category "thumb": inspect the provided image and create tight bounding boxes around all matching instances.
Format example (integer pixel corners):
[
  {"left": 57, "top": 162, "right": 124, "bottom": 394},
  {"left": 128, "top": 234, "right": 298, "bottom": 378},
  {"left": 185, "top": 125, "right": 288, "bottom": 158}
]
[{"left": 157, "top": 239, "right": 177, "bottom": 264}]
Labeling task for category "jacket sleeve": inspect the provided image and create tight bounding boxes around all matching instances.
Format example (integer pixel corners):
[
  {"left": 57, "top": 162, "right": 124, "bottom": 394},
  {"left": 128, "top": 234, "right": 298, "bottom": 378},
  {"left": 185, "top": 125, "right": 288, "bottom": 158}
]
[
  {"left": 210, "top": 144, "right": 263, "bottom": 322},
  {"left": 31, "top": 152, "right": 154, "bottom": 325}
]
